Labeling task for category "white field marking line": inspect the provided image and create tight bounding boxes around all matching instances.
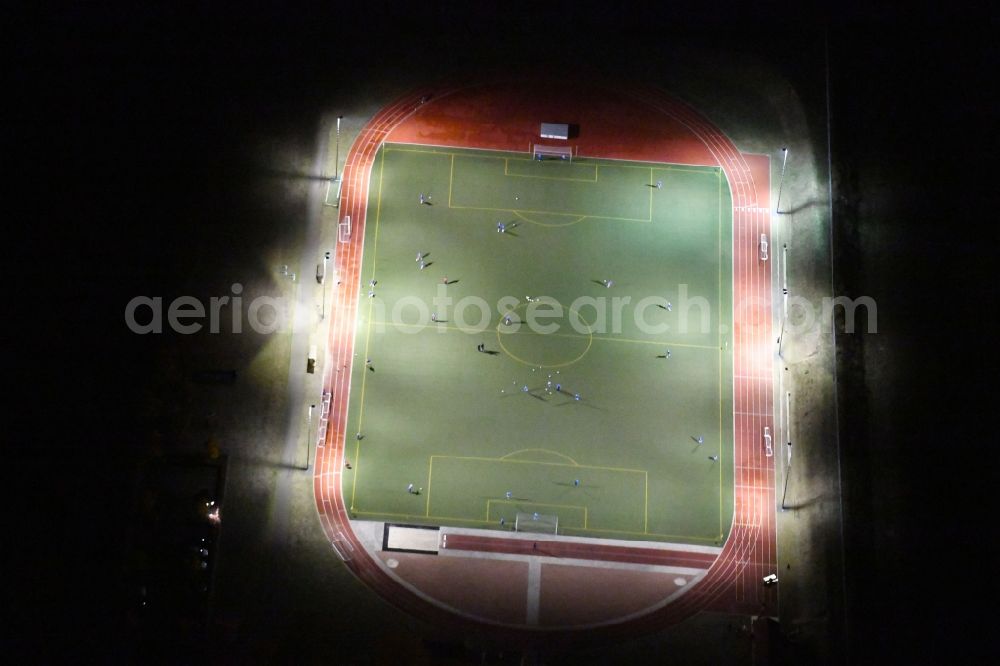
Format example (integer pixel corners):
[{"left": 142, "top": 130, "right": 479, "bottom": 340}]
[
  {"left": 344, "top": 122, "right": 390, "bottom": 509},
  {"left": 335, "top": 103, "right": 435, "bottom": 519},
  {"left": 431, "top": 551, "right": 714, "bottom": 633},
  {"left": 532, "top": 559, "right": 706, "bottom": 575},
  {"left": 333, "top": 116, "right": 396, "bottom": 370},
  {"left": 334, "top": 87, "right": 772, "bottom": 616},
  {"left": 735, "top": 484, "right": 771, "bottom": 493},
  {"left": 736, "top": 202, "right": 760, "bottom": 581},
  {"left": 736, "top": 480, "right": 771, "bottom": 493},
  {"left": 621, "top": 115, "right": 753, "bottom": 596},
  {"left": 368, "top": 548, "right": 521, "bottom": 628},
  {"left": 326, "top": 88, "right": 517, "bottom": 560},
  {"left": 386, "top": 140, "right": 533, "bottom": 156},
  {"left": 735, "top": 477, "right": 772, "bottom": 486},
  {"left": 730, "top": 203, "right": 745, "bottom": 559},
  {"left": 331, "top": 101, "right": 434, "bottom": 436},
  {"left": 322, "top": 105, "right": 393, "bottom": 515},
  {"left": 765, "top": 204, "right": 779, "bottom": 592},
  {"left": 330, "top": 135, "right": 373, "bottom": 492},
  {"left": 735, "top": 464, "right": 772, "bottom": 474},
  {"left": 335, "top": 162, "right": 370, "bottom": 502},
  {"left": 352, "top": 145, "right": 387, "bottom": 464},
  {"left": 441, "top": 525, "right": 723, "bottom": 554},
  {"left": 752, "top": 204, "right": 773, "bottom": 596},
  {"left": 575, "top": 150, "right": 721, "bottom": 170},
  {"left": 330, "top": 95, "right": 422, "bottom": 516},
  {"left": 390, "top": 138, "right": 716, "bottom": 171},
  {"left": 356, "top": 118, "right": 721, "bottom": 531},
  {"left": 735, "top": 463, "right": 772, "bottom": 472},
  {"left": 728, "top": 205, "right": 741, "bottom": 576},
  {"left": 718, "top": 166, "right": 725, "bottom": 536},
  {"left": 436, "top": 547, "right": 708, "bottom": 574},
  {"left": 449, "top": 200, "right": 649, "bottom": 223},
  {"left": 526, "top": 559, "right": 541, "bottom": 625}
]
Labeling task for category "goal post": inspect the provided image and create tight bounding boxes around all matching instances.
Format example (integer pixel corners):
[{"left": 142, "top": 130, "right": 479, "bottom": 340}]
[
  {"left": 515, "top": 511, "right": 559, "bottom": 535},
  {"left": 531, "top": 144, "right": 575, "bottom": 162}
]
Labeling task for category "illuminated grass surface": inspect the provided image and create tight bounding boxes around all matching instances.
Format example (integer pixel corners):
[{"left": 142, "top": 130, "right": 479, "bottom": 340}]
[{"left": 344, "top": 144, "right": 734, "bottom": 544}]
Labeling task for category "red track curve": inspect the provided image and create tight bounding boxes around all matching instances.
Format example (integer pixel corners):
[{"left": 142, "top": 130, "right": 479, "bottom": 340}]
[{"left": 313, "top": 82, "right": 775, "bottom": 650}]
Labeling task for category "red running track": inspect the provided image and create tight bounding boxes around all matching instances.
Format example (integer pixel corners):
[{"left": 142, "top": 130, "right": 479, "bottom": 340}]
[{"left": 313, "top": 80, "right": 776, "bottom": 650}]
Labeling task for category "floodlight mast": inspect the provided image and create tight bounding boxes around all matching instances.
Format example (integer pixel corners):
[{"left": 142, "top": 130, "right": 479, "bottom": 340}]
[
  {"left": 334, "top": 115, "right": 344, "bottom": 182},
  {"left": 780, "top": 391, "right": 792, "bottom": 510},
  {"left": 320, "top": 250, "right": 330, "bottom": 321},
  {"left": 781, "top": 443, "right": 793, "bottom": 510},
  {"left": 775, "top": 147, "right": 789, "bottom": 214},
  {"left": 305, "top": 404, "right": 315, "bottom": 470}
]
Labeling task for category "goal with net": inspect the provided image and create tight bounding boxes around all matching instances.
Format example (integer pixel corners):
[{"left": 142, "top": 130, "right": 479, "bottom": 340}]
[
  {"left": 531, "top": 144, "right": 575, "bottom": 162},
  {"left": 515, "top": 511, "right": 559, "bottom": 535}
]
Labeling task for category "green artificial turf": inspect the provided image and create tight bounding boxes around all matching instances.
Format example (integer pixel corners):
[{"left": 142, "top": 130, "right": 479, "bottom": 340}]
[{"left": 343, "top": 144, "right": 734, "bottom": 544}]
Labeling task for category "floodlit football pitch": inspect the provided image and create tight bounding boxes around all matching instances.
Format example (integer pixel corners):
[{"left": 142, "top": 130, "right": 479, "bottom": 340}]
[{"left": 343, "top": 144, "right": 734, "bottom": 545}]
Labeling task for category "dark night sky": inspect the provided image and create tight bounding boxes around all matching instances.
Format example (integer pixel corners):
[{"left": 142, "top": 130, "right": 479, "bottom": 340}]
[{"left": 7, "top": 1, "right": 993, "bottom": 662}]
